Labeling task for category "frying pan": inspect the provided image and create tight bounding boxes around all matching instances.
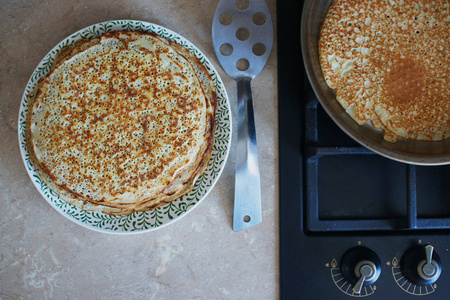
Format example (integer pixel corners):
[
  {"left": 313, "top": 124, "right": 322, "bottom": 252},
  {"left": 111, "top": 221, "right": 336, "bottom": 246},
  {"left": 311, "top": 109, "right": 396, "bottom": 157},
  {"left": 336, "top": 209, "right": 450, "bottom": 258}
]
[{"left": 301, "top": 0, "right": 450, "bottom": 165}]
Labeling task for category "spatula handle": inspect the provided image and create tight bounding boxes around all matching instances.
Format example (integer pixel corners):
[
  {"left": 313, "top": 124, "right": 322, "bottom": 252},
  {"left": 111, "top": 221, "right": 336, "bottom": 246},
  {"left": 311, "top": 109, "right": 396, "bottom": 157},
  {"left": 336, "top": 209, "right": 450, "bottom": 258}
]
[{"left": 233, "top": 77, "right": 262, "bottom": 231}]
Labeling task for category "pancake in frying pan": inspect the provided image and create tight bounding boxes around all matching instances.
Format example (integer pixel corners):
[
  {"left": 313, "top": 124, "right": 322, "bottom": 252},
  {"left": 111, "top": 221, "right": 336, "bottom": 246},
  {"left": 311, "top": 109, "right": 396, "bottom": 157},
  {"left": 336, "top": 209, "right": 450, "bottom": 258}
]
[{"left": 319, "top": 0, "right": 449, "bottom": 142}]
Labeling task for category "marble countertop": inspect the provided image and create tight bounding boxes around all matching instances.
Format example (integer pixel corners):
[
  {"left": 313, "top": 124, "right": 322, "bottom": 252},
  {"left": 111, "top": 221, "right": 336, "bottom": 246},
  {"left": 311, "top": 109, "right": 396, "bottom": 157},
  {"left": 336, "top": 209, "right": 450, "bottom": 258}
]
[{"left": 0, "top": 0, "right": 279, "bottom": 299}]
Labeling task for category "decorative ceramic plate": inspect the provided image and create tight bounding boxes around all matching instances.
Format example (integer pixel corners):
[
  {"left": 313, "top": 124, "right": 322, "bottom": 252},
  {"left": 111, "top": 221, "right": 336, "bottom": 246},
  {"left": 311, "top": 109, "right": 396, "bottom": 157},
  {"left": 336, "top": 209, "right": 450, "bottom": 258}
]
[{"left": 18, "top": 20, "right": 231, "bottom": 234}]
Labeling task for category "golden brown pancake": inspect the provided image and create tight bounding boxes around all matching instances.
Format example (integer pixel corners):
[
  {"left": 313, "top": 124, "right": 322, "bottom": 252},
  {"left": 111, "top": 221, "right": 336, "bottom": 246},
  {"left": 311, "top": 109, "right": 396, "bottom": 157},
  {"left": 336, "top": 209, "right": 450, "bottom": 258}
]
[
  {"left": 319, "top": 0, "right": 449, "bottom": 142},
  {"left": 27, "top": 31, "right": 217, "bottom": 215}
]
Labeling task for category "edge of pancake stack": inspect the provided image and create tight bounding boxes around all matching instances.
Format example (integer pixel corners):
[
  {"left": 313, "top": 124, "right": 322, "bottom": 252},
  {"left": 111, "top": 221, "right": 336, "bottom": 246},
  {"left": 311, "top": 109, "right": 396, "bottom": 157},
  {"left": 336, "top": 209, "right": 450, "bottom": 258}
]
[
  {"left": 26, "top": 31, "right": 217, "bottom": 215},
  {"left": 318, "top": 0, "right": 449, "bottom": 142}
]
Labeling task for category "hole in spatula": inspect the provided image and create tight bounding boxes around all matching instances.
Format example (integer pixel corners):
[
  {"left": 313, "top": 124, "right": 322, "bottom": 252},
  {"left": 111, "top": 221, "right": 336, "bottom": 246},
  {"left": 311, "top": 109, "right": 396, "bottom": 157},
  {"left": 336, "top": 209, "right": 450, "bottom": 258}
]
[
  {"left": 243, "top": 215, "right": 251, "bottom": 223},
  {"left": 236, "top": 28, "right": 250, "bottom": 41},
  {"left": 236, "top": 58, "right": 249, "bottom": 71},
  {"left": 219, "top": 13, "right": 233, "bottom": 26},
  {"left": 235, "top": 0, "right": 249, "bottom": 10},
  {"left": 252, "top": 43, "right": 266, "bottom": 56},
  {"left": 252, "top": 12, "right": 267, "bottom": 25},
  {"left": 220, "top": 43, "right": 233, "bottom": 56}
]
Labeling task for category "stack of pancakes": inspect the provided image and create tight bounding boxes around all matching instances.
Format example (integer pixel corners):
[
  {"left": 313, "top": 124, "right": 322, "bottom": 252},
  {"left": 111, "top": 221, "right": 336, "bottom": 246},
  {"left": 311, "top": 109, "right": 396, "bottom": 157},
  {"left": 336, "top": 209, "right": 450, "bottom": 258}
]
[
  {"left": 26, "top": 31, "right": 217, "bottom": 215},
  {"left": 319, "top": 0, "right": 449, "bottom": 142}
]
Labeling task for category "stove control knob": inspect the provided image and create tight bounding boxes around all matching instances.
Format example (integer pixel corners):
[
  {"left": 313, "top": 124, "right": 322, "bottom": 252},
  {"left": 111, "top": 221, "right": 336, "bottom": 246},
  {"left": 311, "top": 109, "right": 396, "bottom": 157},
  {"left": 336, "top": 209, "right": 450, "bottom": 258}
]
[
  {"left": 341, "top": 246, "right": 381, "bottom": 294},
  {"left": 401, "top": 244, "right": 442, "bottom": 286}
]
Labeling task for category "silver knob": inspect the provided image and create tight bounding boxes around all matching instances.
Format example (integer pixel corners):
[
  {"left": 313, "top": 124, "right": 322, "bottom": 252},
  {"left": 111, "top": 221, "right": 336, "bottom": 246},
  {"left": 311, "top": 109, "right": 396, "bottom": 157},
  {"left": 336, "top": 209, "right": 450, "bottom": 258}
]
[
  {"left": 353, "top": 260, "right": 377, "bottom": 294},
  {"left": 417, "top": 245, "right": 440, "bottom": 282}
]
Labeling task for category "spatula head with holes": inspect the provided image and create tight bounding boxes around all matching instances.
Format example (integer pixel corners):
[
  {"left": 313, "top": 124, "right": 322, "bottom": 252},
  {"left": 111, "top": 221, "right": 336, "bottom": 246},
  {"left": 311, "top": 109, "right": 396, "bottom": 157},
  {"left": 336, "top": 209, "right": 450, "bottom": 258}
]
[{"left": 212, "top": 0, "right": 273, "bottom": 80}]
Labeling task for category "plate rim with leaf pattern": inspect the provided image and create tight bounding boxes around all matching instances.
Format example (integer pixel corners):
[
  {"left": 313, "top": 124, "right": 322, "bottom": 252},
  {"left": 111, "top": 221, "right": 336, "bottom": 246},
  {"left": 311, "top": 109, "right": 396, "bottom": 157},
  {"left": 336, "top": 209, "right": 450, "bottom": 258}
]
[{"left": 18, "top": 20, "right": 231, "bottom": 234}]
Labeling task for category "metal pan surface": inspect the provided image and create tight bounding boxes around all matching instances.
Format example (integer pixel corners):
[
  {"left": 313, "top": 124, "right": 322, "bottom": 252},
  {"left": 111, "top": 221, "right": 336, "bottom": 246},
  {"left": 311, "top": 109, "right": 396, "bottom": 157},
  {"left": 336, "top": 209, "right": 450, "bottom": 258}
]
[{"left": 301, "top": 0, "right": 449, "bottom": 165}]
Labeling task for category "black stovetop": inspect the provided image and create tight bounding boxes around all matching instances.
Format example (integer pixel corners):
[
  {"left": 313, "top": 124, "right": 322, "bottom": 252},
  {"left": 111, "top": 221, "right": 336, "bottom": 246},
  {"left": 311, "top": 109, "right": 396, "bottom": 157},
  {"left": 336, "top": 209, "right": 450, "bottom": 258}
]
[{"left": 278, "top": 1, "right": 450, "bottom": 299}]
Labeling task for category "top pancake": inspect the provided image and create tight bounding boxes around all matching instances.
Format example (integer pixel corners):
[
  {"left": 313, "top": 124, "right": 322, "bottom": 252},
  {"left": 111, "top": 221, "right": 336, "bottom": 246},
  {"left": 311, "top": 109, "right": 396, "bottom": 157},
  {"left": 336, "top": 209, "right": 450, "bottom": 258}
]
[
  {"left": 28, "top": 31, "right": 216, "bottom": 214},
  {"left": 319, "top": 0, "right": 449, "bottom": 142}
]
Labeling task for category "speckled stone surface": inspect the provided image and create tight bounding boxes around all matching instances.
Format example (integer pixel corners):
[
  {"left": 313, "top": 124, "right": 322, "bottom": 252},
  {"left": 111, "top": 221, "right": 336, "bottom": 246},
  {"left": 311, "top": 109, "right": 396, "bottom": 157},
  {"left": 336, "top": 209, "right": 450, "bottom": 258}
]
[{"left": 0, "top": 0, "right": 278, "bottom": 298}]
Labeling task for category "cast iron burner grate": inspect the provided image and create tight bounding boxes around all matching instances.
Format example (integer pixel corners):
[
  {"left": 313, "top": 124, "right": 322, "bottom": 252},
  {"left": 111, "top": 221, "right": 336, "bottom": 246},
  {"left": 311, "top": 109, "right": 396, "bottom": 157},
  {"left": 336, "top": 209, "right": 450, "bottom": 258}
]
[{"left": 304, "top": 99, "right": 450, "bottom": 233}]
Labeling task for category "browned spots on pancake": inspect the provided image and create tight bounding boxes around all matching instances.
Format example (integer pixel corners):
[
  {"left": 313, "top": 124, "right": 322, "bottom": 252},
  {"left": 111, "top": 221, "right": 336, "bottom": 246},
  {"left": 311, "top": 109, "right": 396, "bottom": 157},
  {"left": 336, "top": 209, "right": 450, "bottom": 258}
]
[
  {"left": 39, "top": 161, "right": 57, "bottom": 182},
  {"left": 382, "top": 56, "right": 427, "bottom": 105}
]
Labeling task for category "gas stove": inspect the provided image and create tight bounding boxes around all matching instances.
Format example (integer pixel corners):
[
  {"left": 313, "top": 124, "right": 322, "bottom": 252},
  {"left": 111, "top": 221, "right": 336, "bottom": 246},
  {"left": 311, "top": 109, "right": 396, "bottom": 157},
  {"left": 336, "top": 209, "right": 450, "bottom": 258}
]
[{"left": 278, "top": 1, "right": 450, "bottom": 299}]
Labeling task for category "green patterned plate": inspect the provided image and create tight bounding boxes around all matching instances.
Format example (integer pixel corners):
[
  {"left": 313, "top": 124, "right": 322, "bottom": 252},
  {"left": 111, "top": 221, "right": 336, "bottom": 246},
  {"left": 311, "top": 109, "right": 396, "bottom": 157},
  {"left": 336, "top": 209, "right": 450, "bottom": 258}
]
[{"left": 18, "top": 20, "right": 231, "bottom": 234}]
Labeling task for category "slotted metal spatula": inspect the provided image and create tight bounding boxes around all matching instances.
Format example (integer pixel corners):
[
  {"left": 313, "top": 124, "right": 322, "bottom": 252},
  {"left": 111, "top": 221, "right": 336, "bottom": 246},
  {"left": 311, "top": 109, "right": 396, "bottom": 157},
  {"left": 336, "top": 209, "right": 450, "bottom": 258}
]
[{"left": 212, "top": 0, "right": 273, "bottom": 231}]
